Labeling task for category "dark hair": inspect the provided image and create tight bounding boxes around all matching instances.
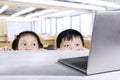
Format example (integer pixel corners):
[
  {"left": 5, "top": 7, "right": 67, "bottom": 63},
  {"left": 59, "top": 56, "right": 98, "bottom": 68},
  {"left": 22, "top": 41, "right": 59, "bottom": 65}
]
[
  {"left": 56, "top": 29, "right": 84, "bottom": 48},
  {"left": 12, "top": 31, "right": 43, "bottom": 50},
  {"left": 12, "top": 39, "right": 18, "bottom": 50}
]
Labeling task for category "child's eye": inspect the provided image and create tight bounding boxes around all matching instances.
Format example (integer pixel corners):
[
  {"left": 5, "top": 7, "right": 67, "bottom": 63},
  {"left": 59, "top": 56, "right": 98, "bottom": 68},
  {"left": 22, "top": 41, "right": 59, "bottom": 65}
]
[
  {"left": 76, "top": 44, "right": 80, "bottom": 46},
  {"left": 22, "top": 43, "right": 27, "bottom": 46},
  {"left": 32, "top": 43, "right": 36, "bottom": 46},
  {"left": 64, "top": 45, "right": 70, "bottom": 47}
]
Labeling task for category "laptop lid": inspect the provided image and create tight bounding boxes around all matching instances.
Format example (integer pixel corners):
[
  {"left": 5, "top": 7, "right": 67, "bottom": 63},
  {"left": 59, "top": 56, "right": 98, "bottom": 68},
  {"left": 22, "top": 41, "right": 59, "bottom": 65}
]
[
  {"left": 87, "top": 11, "right": 120, "bottom": 75},
  {"left": 58, "top": 11, "right": 120, "bottom": 75}
]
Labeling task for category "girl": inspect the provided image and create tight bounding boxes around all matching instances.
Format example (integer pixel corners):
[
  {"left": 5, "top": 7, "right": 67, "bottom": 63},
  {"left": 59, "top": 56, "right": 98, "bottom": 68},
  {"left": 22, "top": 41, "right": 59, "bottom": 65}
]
[{"left": 0, "top": 31, "right": 43, "bottom": 51}]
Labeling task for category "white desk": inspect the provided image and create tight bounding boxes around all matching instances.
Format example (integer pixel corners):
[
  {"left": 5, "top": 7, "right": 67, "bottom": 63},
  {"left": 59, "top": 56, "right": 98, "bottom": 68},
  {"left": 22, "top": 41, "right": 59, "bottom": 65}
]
[{"left": 0, "top": 50, "right": 120, "bottom": 80}]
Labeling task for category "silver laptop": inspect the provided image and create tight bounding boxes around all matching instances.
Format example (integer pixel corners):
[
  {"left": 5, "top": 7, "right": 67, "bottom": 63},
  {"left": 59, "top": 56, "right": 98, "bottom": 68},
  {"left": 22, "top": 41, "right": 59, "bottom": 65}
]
[{"left": 58, "top": 11, "right": 120, "bottom": 75}]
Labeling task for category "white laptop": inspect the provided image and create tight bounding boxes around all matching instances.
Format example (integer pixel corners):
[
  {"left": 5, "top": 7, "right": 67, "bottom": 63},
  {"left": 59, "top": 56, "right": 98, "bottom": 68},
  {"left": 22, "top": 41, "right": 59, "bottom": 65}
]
[{"left": 58, "top": 11, "right": 120, "bottom": 75}]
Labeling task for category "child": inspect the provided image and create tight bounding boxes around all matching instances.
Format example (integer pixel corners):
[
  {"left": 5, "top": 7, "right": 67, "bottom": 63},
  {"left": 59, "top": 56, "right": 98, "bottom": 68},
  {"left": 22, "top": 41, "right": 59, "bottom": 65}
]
[
  {"left": 56, "top": 29, "right": 86, "bottom": 50},
  {"left": 0, "top": 31, "right": 43, "bottom": 51}
]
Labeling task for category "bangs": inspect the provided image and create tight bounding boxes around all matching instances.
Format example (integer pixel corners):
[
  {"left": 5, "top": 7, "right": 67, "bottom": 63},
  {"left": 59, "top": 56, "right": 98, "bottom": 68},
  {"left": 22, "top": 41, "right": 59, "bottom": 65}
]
[{"left": 63, "top": 35, "right": 79, "bottom": 41}]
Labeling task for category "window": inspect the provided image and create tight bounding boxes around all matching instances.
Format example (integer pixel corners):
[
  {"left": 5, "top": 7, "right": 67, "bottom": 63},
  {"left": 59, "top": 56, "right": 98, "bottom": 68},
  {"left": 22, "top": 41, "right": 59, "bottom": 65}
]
[
  {"left": 37, "top": 20, "right": 42, "bottom": 34},
  {"left": 7, "top": 21, "right": 31, "bottom": 42},
  {"left": 71, "top": 15, "right": 80, "bottom": 31},
  {"left": 46, "top": 19, "right": 51, "bottom": 33},
  {"left": 41, "top": 19, "right": 46, "bottom": 33},
  {"left": 81, "top": 13, "right": 94, "bottom": 35},
  {"left": 56, "top": 18, "right": 63, "bottom": 33},
  {"left": 63, "top": 16, "right": 70, "bottom": 30},
  {"left": 51, "top": 18, "right": 57, "bottom": 34}
]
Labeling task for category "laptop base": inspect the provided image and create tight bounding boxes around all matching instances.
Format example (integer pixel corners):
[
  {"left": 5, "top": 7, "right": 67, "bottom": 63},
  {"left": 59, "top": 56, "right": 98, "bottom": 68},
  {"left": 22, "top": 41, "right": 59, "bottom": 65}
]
[{"left": 58, "top": 56, "right": 88, "bottom": 74}]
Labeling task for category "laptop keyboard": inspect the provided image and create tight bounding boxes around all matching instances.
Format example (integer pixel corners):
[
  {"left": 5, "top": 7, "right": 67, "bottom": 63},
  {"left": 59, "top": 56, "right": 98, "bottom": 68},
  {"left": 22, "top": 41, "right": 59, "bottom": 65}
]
[
  {"left": 58, "top": 56, "right": 88, "bottom": 71},
  {"left": 71, "top": 61, "right": 88, "bottom": 70}
]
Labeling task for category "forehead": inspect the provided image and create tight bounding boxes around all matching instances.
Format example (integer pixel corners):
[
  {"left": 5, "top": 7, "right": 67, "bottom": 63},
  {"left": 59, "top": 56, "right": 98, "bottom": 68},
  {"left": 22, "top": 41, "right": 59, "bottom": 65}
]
[
  {"left": 19, "top": 34, "right": 37, "bottom": 40},
  {"left": 63, "top": 36, "right": 81, "bottom": 41}
]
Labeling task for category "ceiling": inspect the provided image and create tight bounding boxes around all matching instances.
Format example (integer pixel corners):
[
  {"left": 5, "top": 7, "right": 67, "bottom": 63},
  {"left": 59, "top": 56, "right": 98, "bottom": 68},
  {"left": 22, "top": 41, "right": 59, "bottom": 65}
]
[{"left": 0, "top": 0, "right": 120, "bottom": 18}]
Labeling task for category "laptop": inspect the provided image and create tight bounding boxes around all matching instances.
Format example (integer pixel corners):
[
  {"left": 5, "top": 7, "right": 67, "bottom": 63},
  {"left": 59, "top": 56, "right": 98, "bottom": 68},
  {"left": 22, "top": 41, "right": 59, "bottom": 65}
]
[{"left": 58, "top": 11, "right": 120, "bottom": 75}]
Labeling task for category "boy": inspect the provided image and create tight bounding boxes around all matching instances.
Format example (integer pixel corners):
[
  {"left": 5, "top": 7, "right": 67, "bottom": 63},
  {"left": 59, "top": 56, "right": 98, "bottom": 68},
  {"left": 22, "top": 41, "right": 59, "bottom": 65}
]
[{"left": 56, "top": 29, "right": 86, "bottom": 50}]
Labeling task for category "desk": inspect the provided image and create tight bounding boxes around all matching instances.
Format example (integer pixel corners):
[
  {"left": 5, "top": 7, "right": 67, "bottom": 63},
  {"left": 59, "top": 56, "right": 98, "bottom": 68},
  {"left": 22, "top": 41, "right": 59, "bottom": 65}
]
[
  {"left": 84, "top": 38, "right": 91, "bottom": 49},
  {"left": 0, "top": 50, "right": 120, "bottom": 80},
  {"left": 0, "top": 42, "right": 11, "bottom": 48},
  {"left": 40, "top": 37, "right": 55, "bottom": 48},
  {"left": 42, "top": 38, "right": 55, "bottom": 47}
]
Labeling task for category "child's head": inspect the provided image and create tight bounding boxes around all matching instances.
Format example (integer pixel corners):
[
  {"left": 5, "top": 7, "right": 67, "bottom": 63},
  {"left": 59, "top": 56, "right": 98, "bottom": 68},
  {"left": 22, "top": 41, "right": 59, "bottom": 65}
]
[
  {"left": 12, "top": 31, "right": 43, "bottom": 50},
  {"left": 56, "top": 29, "right": 84, "bottom": 50}
]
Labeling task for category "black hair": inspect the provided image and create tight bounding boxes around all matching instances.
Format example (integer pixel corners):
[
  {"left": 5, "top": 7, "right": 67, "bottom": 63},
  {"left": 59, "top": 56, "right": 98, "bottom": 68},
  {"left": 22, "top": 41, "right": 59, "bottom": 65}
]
[
  {"left": 12, "top": 31, "right": 43, "bottom": 50},
  {"left": 12, "top": 39, "right": 18, "bottom": 50},
  {"left": 56, "top": 29, "right": 84, "bottom": 48}
]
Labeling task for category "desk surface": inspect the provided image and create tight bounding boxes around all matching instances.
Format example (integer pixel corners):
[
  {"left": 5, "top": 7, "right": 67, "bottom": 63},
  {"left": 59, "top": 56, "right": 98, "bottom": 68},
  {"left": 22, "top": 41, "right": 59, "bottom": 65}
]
[{"left": 0, "top": 50, "right": 120, "bottom": 80}]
